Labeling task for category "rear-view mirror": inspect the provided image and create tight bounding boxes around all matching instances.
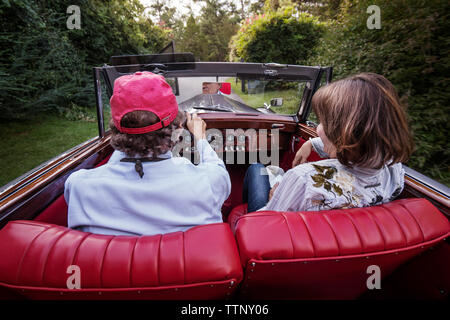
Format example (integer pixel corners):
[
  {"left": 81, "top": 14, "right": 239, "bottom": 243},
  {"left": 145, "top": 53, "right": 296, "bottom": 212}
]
[{"left": 202, "top": 82, "right": 231, "bottom": 95}]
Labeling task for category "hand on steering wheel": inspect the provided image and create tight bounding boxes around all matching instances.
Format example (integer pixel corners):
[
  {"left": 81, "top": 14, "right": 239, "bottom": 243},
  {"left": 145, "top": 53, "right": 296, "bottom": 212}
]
[{"left": 185, "top": 111, "right": 207, "bottom": 141}]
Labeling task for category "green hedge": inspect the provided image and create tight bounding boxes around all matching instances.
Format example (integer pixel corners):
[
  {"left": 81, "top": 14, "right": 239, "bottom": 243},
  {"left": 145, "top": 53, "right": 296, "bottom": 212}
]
[
  {"left": 307, "top": 0, "right": 449, "bottom": 185},
  {"left": 229, "top": 9, "right": 325, "bottom": 64},
  {"left": 0, "top": 0, "right": 168, "bottom": 120}
]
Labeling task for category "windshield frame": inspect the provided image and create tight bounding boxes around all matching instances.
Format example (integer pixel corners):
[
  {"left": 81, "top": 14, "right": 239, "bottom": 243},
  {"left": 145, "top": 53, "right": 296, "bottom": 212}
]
[{"left": 94, "top": 60, "right": 330, "bottom": 138}]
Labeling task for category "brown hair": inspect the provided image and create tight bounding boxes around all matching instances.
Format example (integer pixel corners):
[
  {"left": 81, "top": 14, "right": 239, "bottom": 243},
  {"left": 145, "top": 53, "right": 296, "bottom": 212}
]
[
  {"left": 312, "top": 73, "right": 414, "bottom": 169},
  {"left": 110, "top": 110, "right": 185, "bottom": 157}
]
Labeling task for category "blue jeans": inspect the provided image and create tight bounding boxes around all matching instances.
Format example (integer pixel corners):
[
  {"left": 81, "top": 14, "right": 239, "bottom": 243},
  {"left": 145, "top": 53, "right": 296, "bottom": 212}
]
[{"left": 242, "top": 163, "right": 271, "bottom": 213}]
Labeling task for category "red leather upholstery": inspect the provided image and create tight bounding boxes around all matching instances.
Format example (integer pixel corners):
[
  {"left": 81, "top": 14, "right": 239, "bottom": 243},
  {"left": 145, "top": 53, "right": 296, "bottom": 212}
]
[
  {"left": 34, "top": 194, "right": 68, "bottom": 226},
  {"left": 221, "top": 164, "right": 249, "bottom": 220},
  {"left": 228, "top": 204, "right": 248, "bottom": 231},
  {"left": 279, "top": 137, "right": 323, "bottom": 172},
  {"left": 0, "top": 221, "right": 242, "bottom": 300},
  {"left": 232, "top": 198, "right": 450, "bottom": 299}
]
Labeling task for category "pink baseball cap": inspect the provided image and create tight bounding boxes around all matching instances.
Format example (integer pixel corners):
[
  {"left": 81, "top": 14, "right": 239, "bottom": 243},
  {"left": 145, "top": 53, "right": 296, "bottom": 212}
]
[{"left": 110, "top": 71, "right": 178, "bottom": 134}]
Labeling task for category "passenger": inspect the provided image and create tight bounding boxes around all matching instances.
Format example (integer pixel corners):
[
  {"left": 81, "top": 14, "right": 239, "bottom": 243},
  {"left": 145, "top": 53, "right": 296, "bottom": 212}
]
[
  {"left": 65, "top": 71, "right": 231, "bottom": 236},
  {"left": 243, "top": 73, "right": 414, "bottom": 212}
]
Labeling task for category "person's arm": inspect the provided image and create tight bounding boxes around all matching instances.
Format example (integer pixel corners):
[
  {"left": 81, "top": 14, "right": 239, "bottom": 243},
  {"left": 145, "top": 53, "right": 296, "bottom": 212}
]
[
  {"left": 64, "top": 177, "right": 71, "bottom": 204},
  {"left": 186, "top": 112, "right": 231, "bottom": 206},
  {"left": 196, "top": 138, "right": 226, "bottom": 167},
  {"left": 64, "top": 169, "right": 86, "bottom": 205},
  {"left": 264, "top": 168, "right": 307, "bottom": 212},
  {"left": 197, "top": 138, "right": 231, "bottom": 203},
  {"left": 186, "top": 112, "right": 225, "bottom": 168},
  {"left": 292, "top": 137, "right": 330, "bottom": 167}
]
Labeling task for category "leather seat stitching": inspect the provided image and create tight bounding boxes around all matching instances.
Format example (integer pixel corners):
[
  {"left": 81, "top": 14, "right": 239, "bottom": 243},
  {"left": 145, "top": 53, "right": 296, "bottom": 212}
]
[
  {"left": 70, "top": 232, "right": 91, "bottom": 267},
  {"left": 322, "top": 214, "right": 341, "bottom": 256},
  {"left": 398, "top": 203, "right": 425, "bottom": 242},
  {"left": 382, "top": 205, "right": 408, "bottom": 246},
  {"left": 15, "top": 227, "right": 48, "bottom": 284},
  {"left": 99, "top": 237, "right": 114, "bottom": 288},
  {"left": 157, "top": 234, "right": 162, "bottom": 286},
  {"left": 182, "top": 232, "right": 186, "bottom": 284},
  {"left": 41, "top": 228, "right": 71, "bottom": 285},
  {"left": 281, "top": 213, "right": 295, "bottom": 258},
  {"left": 297, "top": 213, "right": 316, "bottom": 257},
  {"left": 129, "top": 237, "right": 138, "bottom": 287},
  {"left": 344, "top": 213, "right": 364, "bottom": 253},
  {"left": 364, "top": 210, "right": 386, "bottom": 251}
]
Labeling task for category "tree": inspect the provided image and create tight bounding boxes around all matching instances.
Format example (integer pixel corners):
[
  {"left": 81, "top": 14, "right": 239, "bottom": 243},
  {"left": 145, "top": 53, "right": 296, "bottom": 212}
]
[
  {"left": 291, "top": 0, "right": 343, "bottom": 19},
  {"left": 307, "top": 0, "right": 450, "bottom": 185},
  {"left": 199, "top": 0, "right": 240, "bottom": 61},
  {"left": 149, "top": 0, "right": 165, "bottom": 22},
  {"left": 174, "top": 0, "right": 240, "bottom": 61},
  {"left": 238, "top": 0, "right": 251, "bottom": 20},
  {"left": 177, "top": 15, "right": 209, "bottom": 60},
  {"left": 0, "top": 0, "right": 169, "bottom": 120},
  {"left": 229, "top": 9, "right": 325, "bottom": 64}
]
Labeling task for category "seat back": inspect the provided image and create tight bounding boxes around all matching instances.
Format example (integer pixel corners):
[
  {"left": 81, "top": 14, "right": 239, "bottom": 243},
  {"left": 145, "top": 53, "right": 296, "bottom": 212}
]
[
  {"left": 233, "top": 198, "right": 450, "bottom": 299},
  {"left": 0, "top": 221, "right": 242, "bottom": 300}
]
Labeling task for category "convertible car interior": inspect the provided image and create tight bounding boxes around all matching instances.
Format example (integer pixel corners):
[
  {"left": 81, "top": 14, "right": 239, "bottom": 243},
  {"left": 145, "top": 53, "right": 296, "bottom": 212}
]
[{"left": 0, "top": 54, "right": 448, "bottom": 300}]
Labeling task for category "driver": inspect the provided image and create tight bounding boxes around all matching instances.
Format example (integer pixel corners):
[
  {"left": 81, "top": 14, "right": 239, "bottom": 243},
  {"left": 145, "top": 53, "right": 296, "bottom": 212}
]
[
  {"left": 65, "top": 71, "right": 231, "bottom": 236},
  {"left": 202, "top": 82, "right": 222, "bottom": 94}
]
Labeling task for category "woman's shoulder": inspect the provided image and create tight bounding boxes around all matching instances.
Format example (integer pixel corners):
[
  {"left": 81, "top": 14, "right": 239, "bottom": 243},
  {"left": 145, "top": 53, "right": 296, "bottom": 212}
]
[
  {"left": 288, "top": 159, "right": 343, "bottom": 178},
  {"left": 385, "top": 162, "right": 404, "bottom": 175}
]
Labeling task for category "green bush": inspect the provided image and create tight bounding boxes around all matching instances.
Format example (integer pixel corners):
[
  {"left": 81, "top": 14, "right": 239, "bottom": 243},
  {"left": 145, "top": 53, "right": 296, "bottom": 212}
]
[
  {"left": 307, "top": 0, "right": 450, "bottom": 185},
  {"left": 229, "top": 9, "right": 325, "bottom": 64},
  {"left": 174, "top": 0, "right": 240, "bottom": 62},
  {"left": 0, "top": 0, "right": 168, "bottom": 120}
]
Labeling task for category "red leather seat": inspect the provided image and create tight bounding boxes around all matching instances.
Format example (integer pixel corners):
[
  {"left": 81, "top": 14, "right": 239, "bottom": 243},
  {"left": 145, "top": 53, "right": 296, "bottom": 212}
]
[
  {"left": 230, "top": 198, "right": 450, "bottom": 299},
  {"left": 0, "top": 221, "right": 242, "bottom": 300}
]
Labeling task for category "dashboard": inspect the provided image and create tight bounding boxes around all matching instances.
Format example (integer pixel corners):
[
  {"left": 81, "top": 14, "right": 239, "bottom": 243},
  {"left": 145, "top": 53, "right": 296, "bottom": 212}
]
[{"left": 177, "top": 115, "right": 296, "bottom": 164}]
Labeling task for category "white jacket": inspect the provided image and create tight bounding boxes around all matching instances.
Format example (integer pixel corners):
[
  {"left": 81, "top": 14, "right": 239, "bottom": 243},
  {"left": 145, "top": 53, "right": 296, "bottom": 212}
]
[{"left": 65, "top": 139, "right": 231, "bottom": 236}]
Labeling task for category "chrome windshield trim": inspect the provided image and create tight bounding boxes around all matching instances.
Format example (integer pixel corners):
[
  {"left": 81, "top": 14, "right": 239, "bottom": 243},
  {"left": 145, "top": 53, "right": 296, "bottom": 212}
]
[{"left": 403, "top": 165, "right": 449, "bottom": 199}]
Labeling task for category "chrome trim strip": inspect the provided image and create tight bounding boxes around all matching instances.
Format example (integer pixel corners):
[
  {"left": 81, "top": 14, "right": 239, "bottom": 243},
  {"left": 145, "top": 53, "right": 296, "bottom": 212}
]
[
  {"left": 403, "top": 165, "right": 449, "bottom": 199},
  {"left": 0, "top": 136, "right": 101, "bottom": 200}
]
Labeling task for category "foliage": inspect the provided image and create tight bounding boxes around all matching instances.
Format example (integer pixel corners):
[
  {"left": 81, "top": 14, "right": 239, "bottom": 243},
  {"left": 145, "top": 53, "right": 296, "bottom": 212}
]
[
  {"left": 0, "top": 0, "right": 168, "bottom": 120},
  {"left": 291, "top": 0, "right": 343, "bottom": 20},
  {"left": 307, "top": 0, "right": 450, "bottom": 185},
  {"left": 175, "top": 15, "right": 208, "bottom": 60},
  {"left": 229, "top": 9, "right": 325, "bottom": 64},
  {"left": 0, "top": 0, "right": 448, "bottom": 186},
  {"left": 173, "top": 0, "right": 240, "bottom": 61}
]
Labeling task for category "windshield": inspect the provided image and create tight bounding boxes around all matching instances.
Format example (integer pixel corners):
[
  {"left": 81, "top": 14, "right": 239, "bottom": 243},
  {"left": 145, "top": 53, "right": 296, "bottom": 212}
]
[{"left": 165, "top": 76, "right": 309, "bottom": 116}]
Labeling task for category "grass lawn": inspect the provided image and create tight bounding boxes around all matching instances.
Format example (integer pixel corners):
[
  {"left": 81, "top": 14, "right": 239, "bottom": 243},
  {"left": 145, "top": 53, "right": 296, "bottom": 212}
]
[
  {"left": 228, "top": 78, "right": 302, "bottom": 115},
  {"left": 0, "top": 109, "right": 110, "bottom": 188}
]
